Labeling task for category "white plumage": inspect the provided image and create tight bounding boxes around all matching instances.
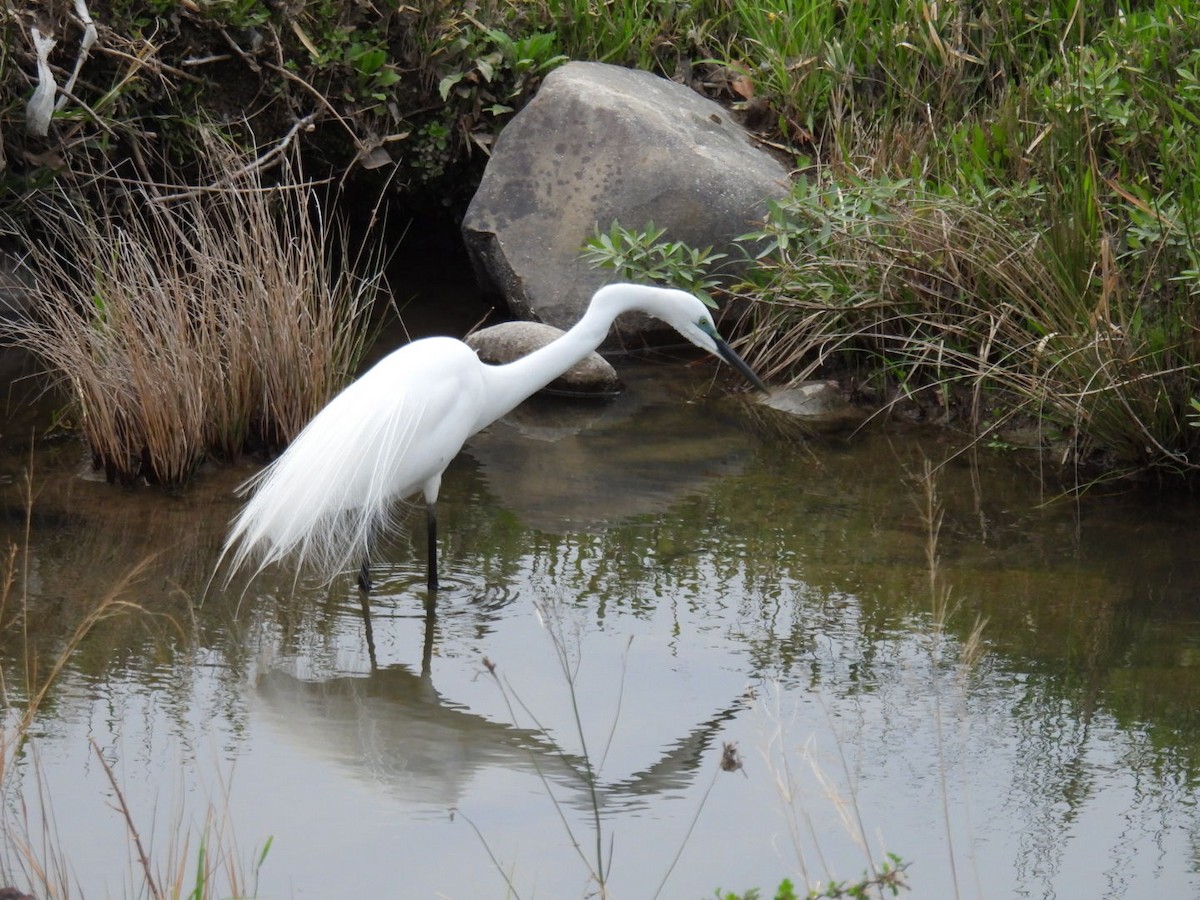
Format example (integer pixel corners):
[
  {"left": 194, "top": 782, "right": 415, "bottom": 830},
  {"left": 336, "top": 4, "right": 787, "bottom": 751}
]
[{"left": 222, "top": 283, "right": 766, "bottom": 591}]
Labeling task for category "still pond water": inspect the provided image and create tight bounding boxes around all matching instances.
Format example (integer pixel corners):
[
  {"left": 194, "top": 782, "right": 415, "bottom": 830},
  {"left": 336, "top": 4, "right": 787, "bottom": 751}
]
[{"left": 1, "top": 352, "right": 1199, "bottom": 899}]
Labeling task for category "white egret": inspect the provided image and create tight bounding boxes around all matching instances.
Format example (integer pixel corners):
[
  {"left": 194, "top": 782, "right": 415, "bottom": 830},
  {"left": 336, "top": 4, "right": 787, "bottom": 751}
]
[{"left": 222, "top": 282, "right": 767, "bottom": 593}]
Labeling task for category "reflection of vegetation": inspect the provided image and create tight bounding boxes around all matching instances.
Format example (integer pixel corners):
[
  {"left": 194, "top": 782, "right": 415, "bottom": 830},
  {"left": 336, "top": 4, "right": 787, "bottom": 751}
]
[
  {"left": 448, "top": 411, "right": 1200, "bottom": 775},
  {"left": 8, "top": 382, "right": 1200, "bottom": 776},
  {"left": 0, "top": 482, "right": 270, "bottom": 898}
]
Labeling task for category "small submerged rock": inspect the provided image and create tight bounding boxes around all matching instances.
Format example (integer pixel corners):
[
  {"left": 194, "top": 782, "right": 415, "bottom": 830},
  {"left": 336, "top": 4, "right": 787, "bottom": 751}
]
[
  {"left": 757, "top": 380, "right": 865, "bottom": 427},
  {"left": 762, "top": 381, "right": 844, "bottom": 416},
  {"left": 465, "top": 321, "right": 622, "bottom": 397}
]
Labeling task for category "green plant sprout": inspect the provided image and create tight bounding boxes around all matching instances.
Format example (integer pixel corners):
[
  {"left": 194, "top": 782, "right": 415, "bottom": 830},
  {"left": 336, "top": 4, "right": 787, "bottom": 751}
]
[{"left": 581, "top": 221, "right": 728, "bottom": 307}]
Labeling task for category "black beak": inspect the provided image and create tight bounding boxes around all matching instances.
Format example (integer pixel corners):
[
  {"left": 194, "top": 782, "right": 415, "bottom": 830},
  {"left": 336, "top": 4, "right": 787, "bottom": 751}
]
[{"left": 714, "top": 336, "right": 769, "bottom": 393}]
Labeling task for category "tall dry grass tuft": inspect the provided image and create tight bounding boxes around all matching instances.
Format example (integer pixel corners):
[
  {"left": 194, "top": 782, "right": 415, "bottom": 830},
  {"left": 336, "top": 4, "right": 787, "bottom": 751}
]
[
  {"left": 737, "top": 177, "right": 1200, "bottom": 481},
  {"left": 4, "top": 140, "right": 384, "bottom": 485},
  {"left": 740, "top": 181, "right": 1064, "bottom": 408}
]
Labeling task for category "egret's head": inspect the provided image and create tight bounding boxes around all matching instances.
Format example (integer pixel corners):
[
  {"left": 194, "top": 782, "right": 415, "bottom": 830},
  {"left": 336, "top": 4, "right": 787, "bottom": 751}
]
[{"left": 605, "top": 284, "right": 768, "bottom": 393}]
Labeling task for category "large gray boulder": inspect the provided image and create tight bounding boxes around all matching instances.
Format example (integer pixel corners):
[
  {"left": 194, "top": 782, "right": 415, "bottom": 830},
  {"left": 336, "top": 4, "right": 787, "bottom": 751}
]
[{"left": 461, "top": 61, "right": 790, "bottom": 338}]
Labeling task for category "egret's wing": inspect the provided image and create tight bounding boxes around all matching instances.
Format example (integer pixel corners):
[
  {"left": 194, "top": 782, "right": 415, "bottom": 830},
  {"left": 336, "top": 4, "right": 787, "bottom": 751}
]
[{"left": 222, "top": 339, "right": 483, "bottom": 584}]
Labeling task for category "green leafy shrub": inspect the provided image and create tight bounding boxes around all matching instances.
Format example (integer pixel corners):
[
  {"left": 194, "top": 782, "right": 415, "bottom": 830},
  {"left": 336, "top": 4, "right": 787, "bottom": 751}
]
[{"left": 581, "top": 220, "right": 727, "bottom": 307}]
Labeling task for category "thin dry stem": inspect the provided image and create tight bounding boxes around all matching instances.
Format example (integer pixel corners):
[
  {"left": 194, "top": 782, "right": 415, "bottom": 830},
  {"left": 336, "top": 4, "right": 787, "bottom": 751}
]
[{"left": 91, "top": 738, "right": 165, "bottom": 900}]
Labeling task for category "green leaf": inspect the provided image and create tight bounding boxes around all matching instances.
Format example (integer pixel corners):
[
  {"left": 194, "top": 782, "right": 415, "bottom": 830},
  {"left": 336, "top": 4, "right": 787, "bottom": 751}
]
[
  {"left": 438, "top": 73, "right": 464, "bottom": 101},
  {"left": 374, "top": 69, "right": 401, "bottom": 88}
]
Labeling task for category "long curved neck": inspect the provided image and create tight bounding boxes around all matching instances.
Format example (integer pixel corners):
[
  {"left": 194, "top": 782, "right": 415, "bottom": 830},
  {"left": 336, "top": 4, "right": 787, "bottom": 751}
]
[{"left": 473, "top": 297, "right": 623, "bottom": 432}]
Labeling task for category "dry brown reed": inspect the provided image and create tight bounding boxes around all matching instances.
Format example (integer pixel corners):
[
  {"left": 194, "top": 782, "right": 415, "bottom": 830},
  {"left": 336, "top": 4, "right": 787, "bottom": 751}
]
[
  {"left": 3, "top": 139, "right": 383, "bottom": 485},
  {"left": 738, "top": 182, "right": 1200, "bottom": 480},
  {"left": 742, "top": 189, "right": 1060, "bottom": 403}
]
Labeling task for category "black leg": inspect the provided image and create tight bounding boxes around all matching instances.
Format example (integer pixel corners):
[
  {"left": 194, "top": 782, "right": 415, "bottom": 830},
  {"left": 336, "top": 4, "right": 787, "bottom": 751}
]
[
  {"left": 358, "top": 588, "right": 377, "bottom": 669},
  {"left": 357, "top": 553, "right": 372, "bottom": 594},
  {"left": 426, "top": 501, "right": 439, "bottom": 592},
  {"left": 355, "top": 553, "right": 377, "bottom": 667}
]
